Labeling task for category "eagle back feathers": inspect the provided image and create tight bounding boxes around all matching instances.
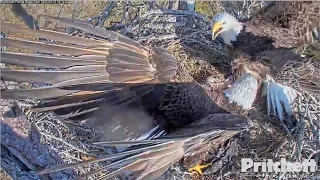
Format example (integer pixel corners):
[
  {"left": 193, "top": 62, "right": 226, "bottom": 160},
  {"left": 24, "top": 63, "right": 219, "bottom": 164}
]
[
  {"left": 245, "top": 1, "right": 320, "bottom": 48},
  {"left": 255, "top": 49, "right": 320, "bottom": 95}
]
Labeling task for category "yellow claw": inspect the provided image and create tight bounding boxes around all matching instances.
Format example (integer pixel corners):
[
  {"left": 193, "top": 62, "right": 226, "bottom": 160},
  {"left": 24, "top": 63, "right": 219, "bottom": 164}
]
[
  {"left": 188, "top": 162, "right": 212, "bottom": 175},
  {"left": 81, "top": 154, "right": 95, "bottom": 161}
]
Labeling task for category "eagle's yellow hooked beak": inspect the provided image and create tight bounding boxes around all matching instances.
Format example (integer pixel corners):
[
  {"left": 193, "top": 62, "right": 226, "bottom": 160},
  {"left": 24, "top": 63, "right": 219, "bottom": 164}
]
[{"left": 212, "top": 22, "right": 223, "bottom": 40}]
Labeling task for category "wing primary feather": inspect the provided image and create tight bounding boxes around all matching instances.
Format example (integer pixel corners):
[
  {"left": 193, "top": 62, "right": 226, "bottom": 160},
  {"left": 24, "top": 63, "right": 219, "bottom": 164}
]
[
  {"left": 99, "top": 160, "right": 149, "bottom": 180},
  {"left": 1, "top": 87, "right": 79, "bottom": 100},
  {"left": 0, "top": 22, "right": 108, "bottom": 47},
  {"left": 108, "top": 71, "right": 154, "bottom": 83},
  {"left": 31, "top": 98, "right": 105, "bottom": 112},
  {"left": 137, "top": 152, "right": 182, "bottom": 180},
  {"left": 39, "top": 15, "right": 149, "bottom": 53},
  {"left": 82, "top": 159, "right": 148, "bottom": 180},
  {"left": 93, "top": 139, "right": 170, "bottom": 146},
  {"left": 37, "top": 141, "right": 174, "bottom": 175},
  {"left": 96, "top": 150, "right": 181, "bottom": 180},
  {"left": 59, "top": 107, "right": 100, "bottom": 119},
  {"left": 107, "top": 63, "right": 153, "bottom": 72},
  {"left": 79, "top": 142, "right": 178, "bottom": 179},
  {"left": 54, "top": 75, "right": 111, "bottom": 87},
  {"left": 1, "top": 38, "right": 108, "bottom": 56},
  {"left": 108, "top": 54, "right": 150, "bottom": 65},
  {"left": 33, "top": 92, "right": 107, "bottom": 109},
  {"left": 1, "top": 69, "right": 105, "bottom": 83},
  {"left": 1, "top": 52, "right": 106, "bottom": 68},
  {"left": 66, "top": 65, "right": 107, "bottom": 71},
  {"left": 108, "top": 48, "right": 148, "bottom": 59}
]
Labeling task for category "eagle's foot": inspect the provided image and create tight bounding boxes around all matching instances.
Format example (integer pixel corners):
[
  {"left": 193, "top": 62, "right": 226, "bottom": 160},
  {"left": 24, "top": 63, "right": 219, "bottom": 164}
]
[
  {"left": 188, "top": 162, "right": 212, "bottom": 175},
  {"left": 262, "top": 76, "right": 300, "bottom": 121}
]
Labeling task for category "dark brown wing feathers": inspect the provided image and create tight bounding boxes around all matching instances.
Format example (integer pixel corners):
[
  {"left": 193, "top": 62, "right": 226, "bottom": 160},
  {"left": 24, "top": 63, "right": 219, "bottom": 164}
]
[
  {"left": 242, "top": 1, "right": 320, "bottom": 49},
  {"left": 38, "top": 15, "right": 149, "bottom": 54},
  {"left": 1, "top": 14, "right": 248, "bottom": 179},
  {"left": 255, "top": 49, "right": 320, "bottom": 95}
]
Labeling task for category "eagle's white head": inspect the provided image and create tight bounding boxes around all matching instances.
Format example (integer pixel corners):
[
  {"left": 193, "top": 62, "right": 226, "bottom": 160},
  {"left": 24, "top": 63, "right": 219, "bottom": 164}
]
[{"left": 211, "top": 12, "right": 243, "bottom": 45}]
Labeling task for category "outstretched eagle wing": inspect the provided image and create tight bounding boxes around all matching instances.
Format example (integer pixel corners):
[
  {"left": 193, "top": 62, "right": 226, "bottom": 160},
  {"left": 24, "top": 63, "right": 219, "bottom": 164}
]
[
  {"left": 37, "top": 113, "right": 248, "bottom": 179},
  {"left": 1, "top": 15, "right": 249, "bottom": 179},
  {"left": 0, "top": 14, "right": 194, "bottom": 140}
]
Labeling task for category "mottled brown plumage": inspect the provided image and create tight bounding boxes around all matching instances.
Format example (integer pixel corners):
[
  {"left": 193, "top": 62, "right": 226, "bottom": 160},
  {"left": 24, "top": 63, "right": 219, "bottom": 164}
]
[
  {"left": 0, "top": 15, "right": 253, "bottom": 179},
  {"left": 256, "top": 49, "right": 320, "bottom": 95},
  {"left": 231, "top": 47, "right": 319, "bottom": 120},
  {"left": 244, "top": 1, "right": 320, "bottom": 49},
  {"left": 232, "top": 48, "right": 319, "bottom": 96},
  {"left": 221, "top": 2, "right": 320, "bottom": 58}
]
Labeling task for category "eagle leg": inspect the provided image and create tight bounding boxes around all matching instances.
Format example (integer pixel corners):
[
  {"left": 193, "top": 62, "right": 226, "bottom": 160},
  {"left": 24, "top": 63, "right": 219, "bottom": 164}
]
[{"left": 262, "top": 75, "right": 299, "bottom": 121}]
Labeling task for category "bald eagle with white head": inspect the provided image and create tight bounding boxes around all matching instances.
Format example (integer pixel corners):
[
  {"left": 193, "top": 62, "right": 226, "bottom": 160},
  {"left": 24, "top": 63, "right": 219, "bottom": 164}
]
[{"left": 211, "top": 1, "right": 320, "bottom": 122}]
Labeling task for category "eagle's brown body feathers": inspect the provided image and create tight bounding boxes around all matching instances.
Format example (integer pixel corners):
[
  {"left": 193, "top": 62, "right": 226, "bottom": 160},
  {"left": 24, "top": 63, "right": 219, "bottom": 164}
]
[{"left": 244, "top": 1, "right": 320, "bottom": 48}]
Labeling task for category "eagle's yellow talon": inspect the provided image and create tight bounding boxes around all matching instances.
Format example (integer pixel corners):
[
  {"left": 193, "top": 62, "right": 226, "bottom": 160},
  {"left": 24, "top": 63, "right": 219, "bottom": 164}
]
[
  {"left": 188, "top": 162, "right": 212, "bottom": 175},
  {"left": 81, "top": 154, "right": 95, "bottom": 161}
]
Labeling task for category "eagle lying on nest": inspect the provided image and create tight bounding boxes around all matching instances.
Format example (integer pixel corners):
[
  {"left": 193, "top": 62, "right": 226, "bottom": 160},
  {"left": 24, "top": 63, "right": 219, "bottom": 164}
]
[
  {"left": 0, "top": 14, "right": 258, "bottom": 179},
  {"left": 211, "top": 1, "right": 320, "bottom": 125}
]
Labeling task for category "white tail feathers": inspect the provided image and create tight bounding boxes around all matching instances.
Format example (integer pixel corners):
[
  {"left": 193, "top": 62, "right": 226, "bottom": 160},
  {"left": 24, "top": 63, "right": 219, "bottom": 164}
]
[{"left": 263, "top": 75, "right": 299, "bottom": 120}]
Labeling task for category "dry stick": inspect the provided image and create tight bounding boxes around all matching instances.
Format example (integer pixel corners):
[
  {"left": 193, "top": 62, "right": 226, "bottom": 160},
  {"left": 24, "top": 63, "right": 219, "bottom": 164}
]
[
  {"left": 39, "top": 131, "right": 90, "bottom": 155},
  {"left": 89, "top": 1, "right": 117, "bottom": 28},
  {"left": 279, "top": 94, "right": 313, "bottom": 179},
  {"left": 54, "top": 4, "right": 65, "bottom": 31},
  {"left": 32, "top": 112, "right": 91, "bottom": 156},
  {"left": 36, "top": 119, "right": 63, "bottom": 138},
  {"left": 137, "top": 6, "right": 142, "bottom": 40},
  {"left": 1, "top": 100, "right": 77, "bottom": 179},
  {"left": 296, "top": 95, "right": 309, "bottom": 160},
  {"left": 305, "top": 93, "right": 319, "bottom": 135}
]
